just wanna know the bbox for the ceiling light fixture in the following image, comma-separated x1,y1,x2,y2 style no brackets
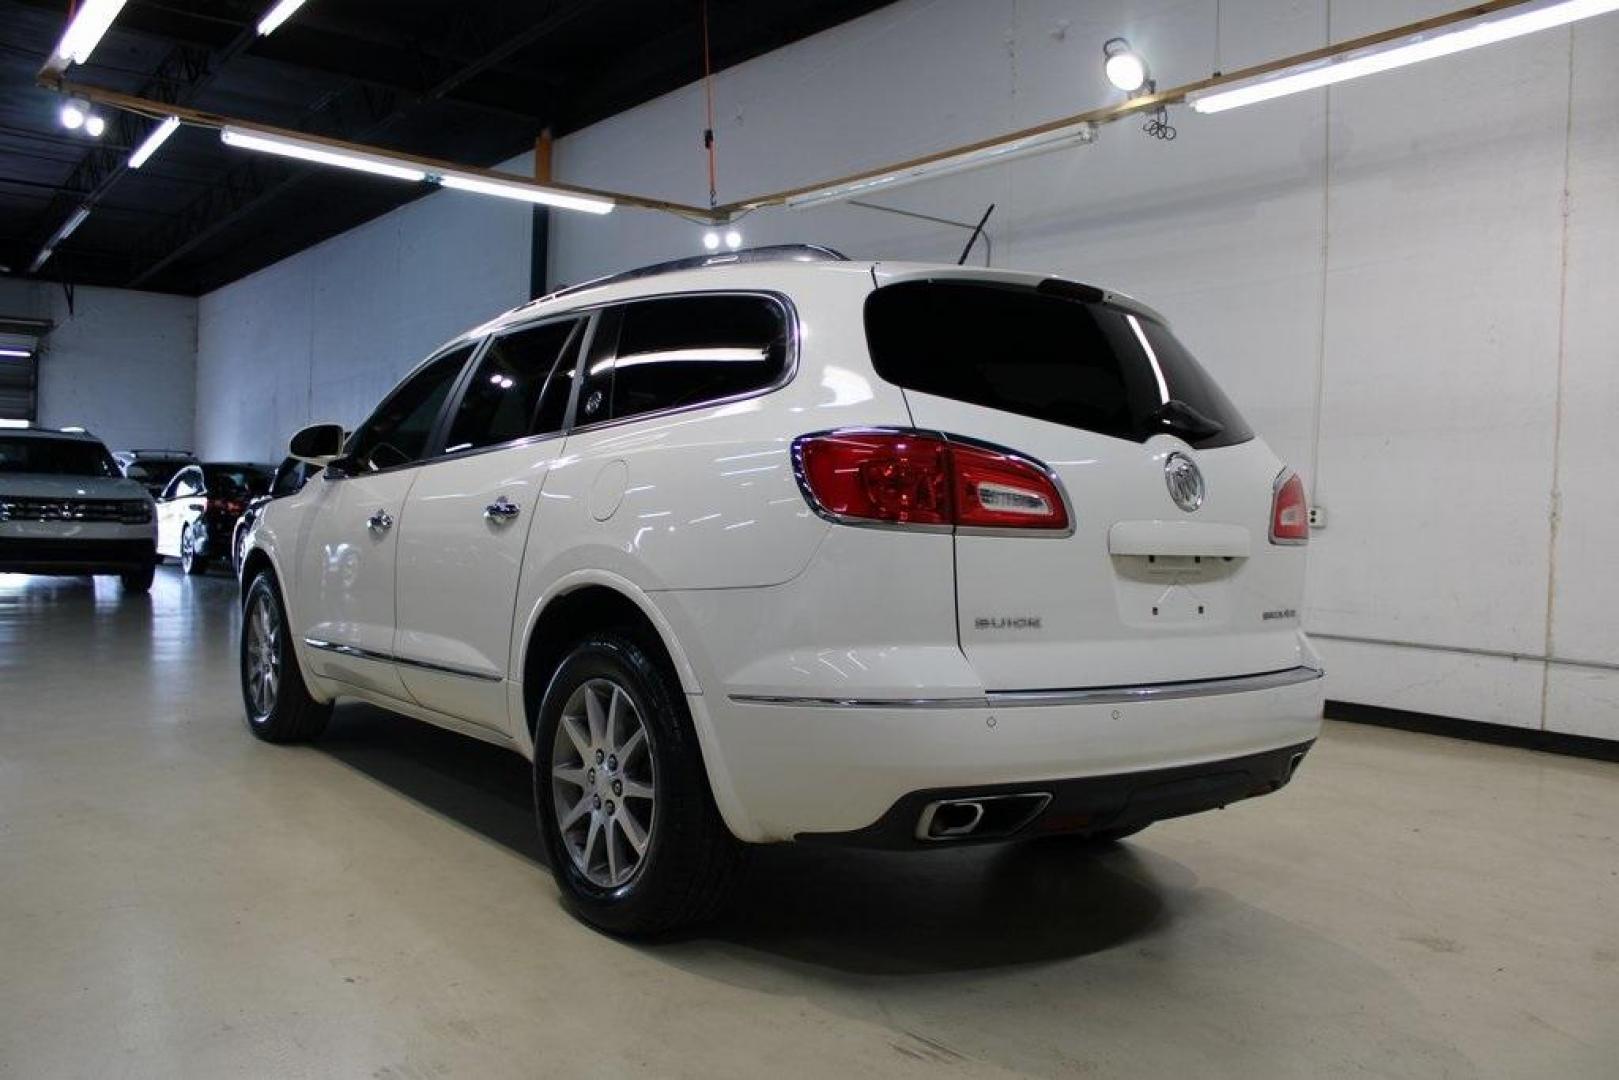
256,0,310,36
702,231,720,251
220,126,428,182
128,116,181,169
52,0,127,66
723,229,742,250
0,419,32,429
435,173,615,214
59,99,87,130
0,348,33,359
1191,0,1619,113
83,114,106,137
785,120,1098,209
1103,38,1151,94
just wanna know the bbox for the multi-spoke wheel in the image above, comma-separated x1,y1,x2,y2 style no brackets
239,572,330,743
180,525,207,576
533,632,743,936
244,589,281,720
550,678,658,889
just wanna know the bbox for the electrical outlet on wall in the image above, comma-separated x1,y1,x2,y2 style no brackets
1308,506,1326,529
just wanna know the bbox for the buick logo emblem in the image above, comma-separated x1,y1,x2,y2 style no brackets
1164,452,1204,512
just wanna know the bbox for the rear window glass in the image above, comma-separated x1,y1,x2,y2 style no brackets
0,436,118,477
577,294,790,426
864,280,1252,449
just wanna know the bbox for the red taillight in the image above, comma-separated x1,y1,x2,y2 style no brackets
1270,470,1309,545
794,431,1068,531
212,499,245,516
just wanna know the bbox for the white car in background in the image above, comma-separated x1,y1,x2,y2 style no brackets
238,246,1324,934
0,428,157,592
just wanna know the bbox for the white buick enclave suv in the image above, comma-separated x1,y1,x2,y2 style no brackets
238,246,1323,934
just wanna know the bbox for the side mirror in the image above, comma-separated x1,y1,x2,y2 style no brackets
288,422,346,466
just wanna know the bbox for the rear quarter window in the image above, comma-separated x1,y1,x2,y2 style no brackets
864,280,1252,449
576,293,791,426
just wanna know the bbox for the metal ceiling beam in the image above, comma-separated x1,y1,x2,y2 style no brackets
25,19,257,281
116,0,606,290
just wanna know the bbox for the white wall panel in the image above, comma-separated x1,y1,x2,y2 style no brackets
1315,638,1545,731
195,162,532,463
0,279,196,451
1543,17,1619,737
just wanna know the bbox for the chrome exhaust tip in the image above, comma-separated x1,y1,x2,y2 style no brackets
916,792,1051,841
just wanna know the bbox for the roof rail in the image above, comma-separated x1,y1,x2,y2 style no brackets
533,244,848,306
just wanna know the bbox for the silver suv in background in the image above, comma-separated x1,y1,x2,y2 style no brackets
1,429,157,592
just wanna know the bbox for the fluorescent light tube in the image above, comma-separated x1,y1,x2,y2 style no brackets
128,116,180,169
220,127,428,182
1191,0,1619,113
0,419,32,429
53,0,127,65
0,348,33,359
435,173,615,214
28,247,55,273
58,207,91,241
785,121,1098,209
257,0,309,36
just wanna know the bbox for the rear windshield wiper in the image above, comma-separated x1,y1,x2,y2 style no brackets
1145,398,1224,442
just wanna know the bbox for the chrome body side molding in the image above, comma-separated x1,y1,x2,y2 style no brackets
303,637,503,683
730,664,1323,710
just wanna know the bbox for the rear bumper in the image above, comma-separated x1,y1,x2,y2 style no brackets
691,666,1325,843
800,740,1313,848
0,536,157,574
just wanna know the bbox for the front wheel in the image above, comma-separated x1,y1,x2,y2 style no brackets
180,525,208,576
118,561,155,593
240,573,330,743
533,633,741,936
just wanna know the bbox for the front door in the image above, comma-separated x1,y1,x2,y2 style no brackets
295,344,473,700
157,467,202,557
393,317,584,732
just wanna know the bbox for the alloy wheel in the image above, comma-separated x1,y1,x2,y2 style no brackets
180,527,195,574
550,677,658,889
245,591,281,720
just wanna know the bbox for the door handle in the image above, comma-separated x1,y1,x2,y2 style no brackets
367,509,394,533
188,503,205,511
484,496,521,522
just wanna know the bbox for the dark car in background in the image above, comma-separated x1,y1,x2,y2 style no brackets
155,462,273,575
231,456,321,577
114,449,198,499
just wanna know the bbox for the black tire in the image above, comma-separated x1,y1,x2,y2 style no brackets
180,525,208,575
240,572,330,743
118,562,155,593
532,633,742,936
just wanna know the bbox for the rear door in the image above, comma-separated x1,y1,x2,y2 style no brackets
865,271,1308,690
392,316,585,732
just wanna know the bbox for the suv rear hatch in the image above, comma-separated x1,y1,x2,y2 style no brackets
864,269,1308,691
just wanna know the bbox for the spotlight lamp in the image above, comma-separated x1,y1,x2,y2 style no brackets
59,98,87,130
702,230,721,251
1103,37,1151,95
723,229,743,250
84,114,106,138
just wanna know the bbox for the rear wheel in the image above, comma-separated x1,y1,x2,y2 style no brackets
180,525,207,576
533,633,741,936
240,573,329,743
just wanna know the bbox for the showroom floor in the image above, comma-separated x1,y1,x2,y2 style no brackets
0,572,1615,1079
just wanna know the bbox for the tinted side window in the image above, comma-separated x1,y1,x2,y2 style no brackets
443,319,581,453
347,346,472,472
270,458,315,497
577,295,789,426
169,469,201,498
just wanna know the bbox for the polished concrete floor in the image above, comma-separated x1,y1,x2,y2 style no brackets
1,570,1616,1079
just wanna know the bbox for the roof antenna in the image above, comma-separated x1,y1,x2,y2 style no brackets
957,203,995,265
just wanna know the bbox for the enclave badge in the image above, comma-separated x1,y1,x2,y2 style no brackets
1164,452,1204,512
